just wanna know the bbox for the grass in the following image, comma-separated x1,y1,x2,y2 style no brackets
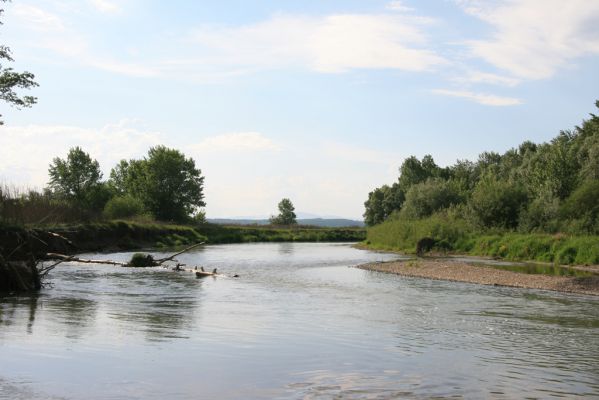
365,215,599,265
0,220,366,259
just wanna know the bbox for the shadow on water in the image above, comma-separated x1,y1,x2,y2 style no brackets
0,294,39,334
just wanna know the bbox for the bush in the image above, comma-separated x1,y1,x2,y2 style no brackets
560,180,599,234
400,178,464,220
128,253,156,268
103,196,145,220
470,177,528,229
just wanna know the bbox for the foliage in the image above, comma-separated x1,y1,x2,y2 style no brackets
469,177,528,229
400,178,464,220
48,147,107,211
559,180,599,233
0,184,94,226
364,100,599,264
109,146,205,222
364,100,599,234
103,195,145,220
128,253,156,268
270,198,297,225
0,0,38,125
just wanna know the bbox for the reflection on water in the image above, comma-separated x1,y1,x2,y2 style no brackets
1,243,598,399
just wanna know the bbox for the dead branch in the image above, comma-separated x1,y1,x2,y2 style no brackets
45,253,128,266
154,242,205,263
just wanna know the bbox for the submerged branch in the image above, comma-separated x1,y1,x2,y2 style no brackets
154,242,205,264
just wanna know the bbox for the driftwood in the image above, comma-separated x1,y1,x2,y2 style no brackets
154,242,206,264
41,242,206,276
45,253,128,266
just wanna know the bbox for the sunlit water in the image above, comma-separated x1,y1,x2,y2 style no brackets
1,243,598,399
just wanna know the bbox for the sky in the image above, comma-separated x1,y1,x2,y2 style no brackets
1,0,598,220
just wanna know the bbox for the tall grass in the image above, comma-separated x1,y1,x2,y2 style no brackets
366,213,599,265
0,184,97,226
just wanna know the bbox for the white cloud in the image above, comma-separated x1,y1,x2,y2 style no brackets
89,0,121,14
454,71,520,87
387,1,414,13
456,0,599,79
12,4,65,32
189,13,445,74
432,89,522,106
0,121,162,187
191,132,281,153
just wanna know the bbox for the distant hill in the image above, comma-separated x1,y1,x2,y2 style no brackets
207,218,365,228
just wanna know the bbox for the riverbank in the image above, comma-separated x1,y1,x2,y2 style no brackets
365,216,599,265
358,258,599,296
0,221,366,259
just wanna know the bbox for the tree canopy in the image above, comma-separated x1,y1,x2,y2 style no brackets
109,146,205,222
0,0,38,125
48,147,107,210
270,198,297,225
364,100,599,235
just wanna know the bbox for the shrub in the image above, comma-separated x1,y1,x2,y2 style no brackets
470,177,528,229
128,253,156,268
400,178,464,220
103,195,145,220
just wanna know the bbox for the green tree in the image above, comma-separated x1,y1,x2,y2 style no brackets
469,177,528,229
560,179,599,233
270,198,297,225
363,187,384,226
48,147,107,210
398,155,443,193
112,146,205,222
0,0,38,125
400,178,463,220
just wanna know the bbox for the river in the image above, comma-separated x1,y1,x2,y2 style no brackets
1,242,598,399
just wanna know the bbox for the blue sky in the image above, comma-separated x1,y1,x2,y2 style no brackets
1,0,598,219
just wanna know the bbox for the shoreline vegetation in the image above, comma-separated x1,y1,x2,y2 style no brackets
0,221,365,292
0,220,367,255
362,100,599,269
358,258,599,296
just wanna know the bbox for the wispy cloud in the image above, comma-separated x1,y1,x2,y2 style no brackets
0,121,162,186
386,1,415,13
431,89,522,106
453,70,520,87
189,13,445,74
89,0,121,14
191,132,281,153
12,4,65,32
456,0,599,79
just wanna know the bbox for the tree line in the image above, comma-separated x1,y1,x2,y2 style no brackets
364,100,599,235
45,146,206,223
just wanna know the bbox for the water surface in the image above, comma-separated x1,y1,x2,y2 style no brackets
1,243,598,399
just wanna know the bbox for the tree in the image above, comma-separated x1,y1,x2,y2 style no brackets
469,177,528,229
270,198,297,225
0,0,38,125
111,146,205,222
48,147,107,210
400,178,463,220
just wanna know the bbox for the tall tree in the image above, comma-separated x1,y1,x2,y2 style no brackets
270,198,297,225
0,0,38,125
114,146,205,222
48,147,107,210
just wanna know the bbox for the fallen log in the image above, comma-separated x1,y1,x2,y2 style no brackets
42,242,206,276
45,253,128,266
154,242,206,264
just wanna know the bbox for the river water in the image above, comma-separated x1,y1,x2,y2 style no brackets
1,243,598,399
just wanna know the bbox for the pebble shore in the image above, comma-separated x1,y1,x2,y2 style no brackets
358,259,599,296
